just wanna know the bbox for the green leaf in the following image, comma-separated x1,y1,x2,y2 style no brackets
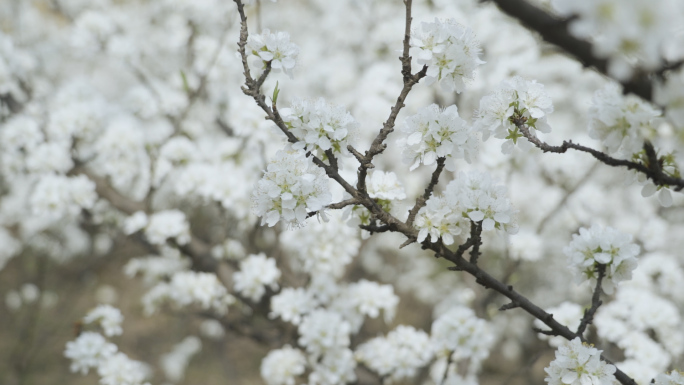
272,81,280,104
180,70,190,95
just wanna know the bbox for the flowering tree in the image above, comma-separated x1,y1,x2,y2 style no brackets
1,0,684,385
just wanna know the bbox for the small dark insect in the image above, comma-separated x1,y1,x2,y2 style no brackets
73,321,83,337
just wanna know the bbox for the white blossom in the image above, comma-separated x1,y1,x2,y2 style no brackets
355,325,433,382
588,83,659,158
144,210,191,245
309,348,357,385
414,170,518,244
544,338,616,385
247,29,299,78
64,332,118,375
281,97,359,158
431,306,493,370
269,287,315,325
160,336,202,383
655,371,684,385
411,19,484,92
83,305,124,337
252,147,332,228
97,352,151,385
260,345,307,385
298,309,351,357
142,271,235,315
398,104,478,171
563,224,640,294
475,76,554,154
233,253,281,302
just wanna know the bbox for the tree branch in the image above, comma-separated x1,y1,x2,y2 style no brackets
576,264,605,336
515,121,684,191
485,0,679,103
406,157,446,227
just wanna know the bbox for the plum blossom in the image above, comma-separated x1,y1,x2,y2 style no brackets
544,338,616,385
414,170,518,244
563,224,640,294
260,346,307,385
281,98,359,158
588,83,659,158
83,305,124,337
475,76,554,154
398,104,478,171
233,253,281,302
411,19,484,92
246,29,299,78
252,147,332,228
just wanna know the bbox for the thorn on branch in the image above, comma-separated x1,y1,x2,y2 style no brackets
499,301,520,311
399,238,415,249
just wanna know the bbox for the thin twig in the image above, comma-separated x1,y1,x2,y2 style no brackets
516,121,684,191
576,264,606,336
406,157,446,227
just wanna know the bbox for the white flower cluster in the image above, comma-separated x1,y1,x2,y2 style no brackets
655,372,684,385
83,304,124,337
415,170,518,245
595,286,682,382
233,253,281,302
431,306,493,371
97,352,152,385
341,280,398,324
65,332,118,375
475,76,554,154
355,325,433,382
0,33,34,119
281,98,359,158
551,0,684,80
410,18,484,93
563,224,640,294
280,213,359,277
260,345,307,385
30,174,97,225
65,328,151,385
656,69,684,129
344,171,406,238
298,309,351,357
246,29,299,78
308,348,357,385
544,338,616,385
123,210,191,246
269,287,315,325
252,147,331,228
397,104,478,171
588,83,659,158
160,336,202,383
142,271,235,315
